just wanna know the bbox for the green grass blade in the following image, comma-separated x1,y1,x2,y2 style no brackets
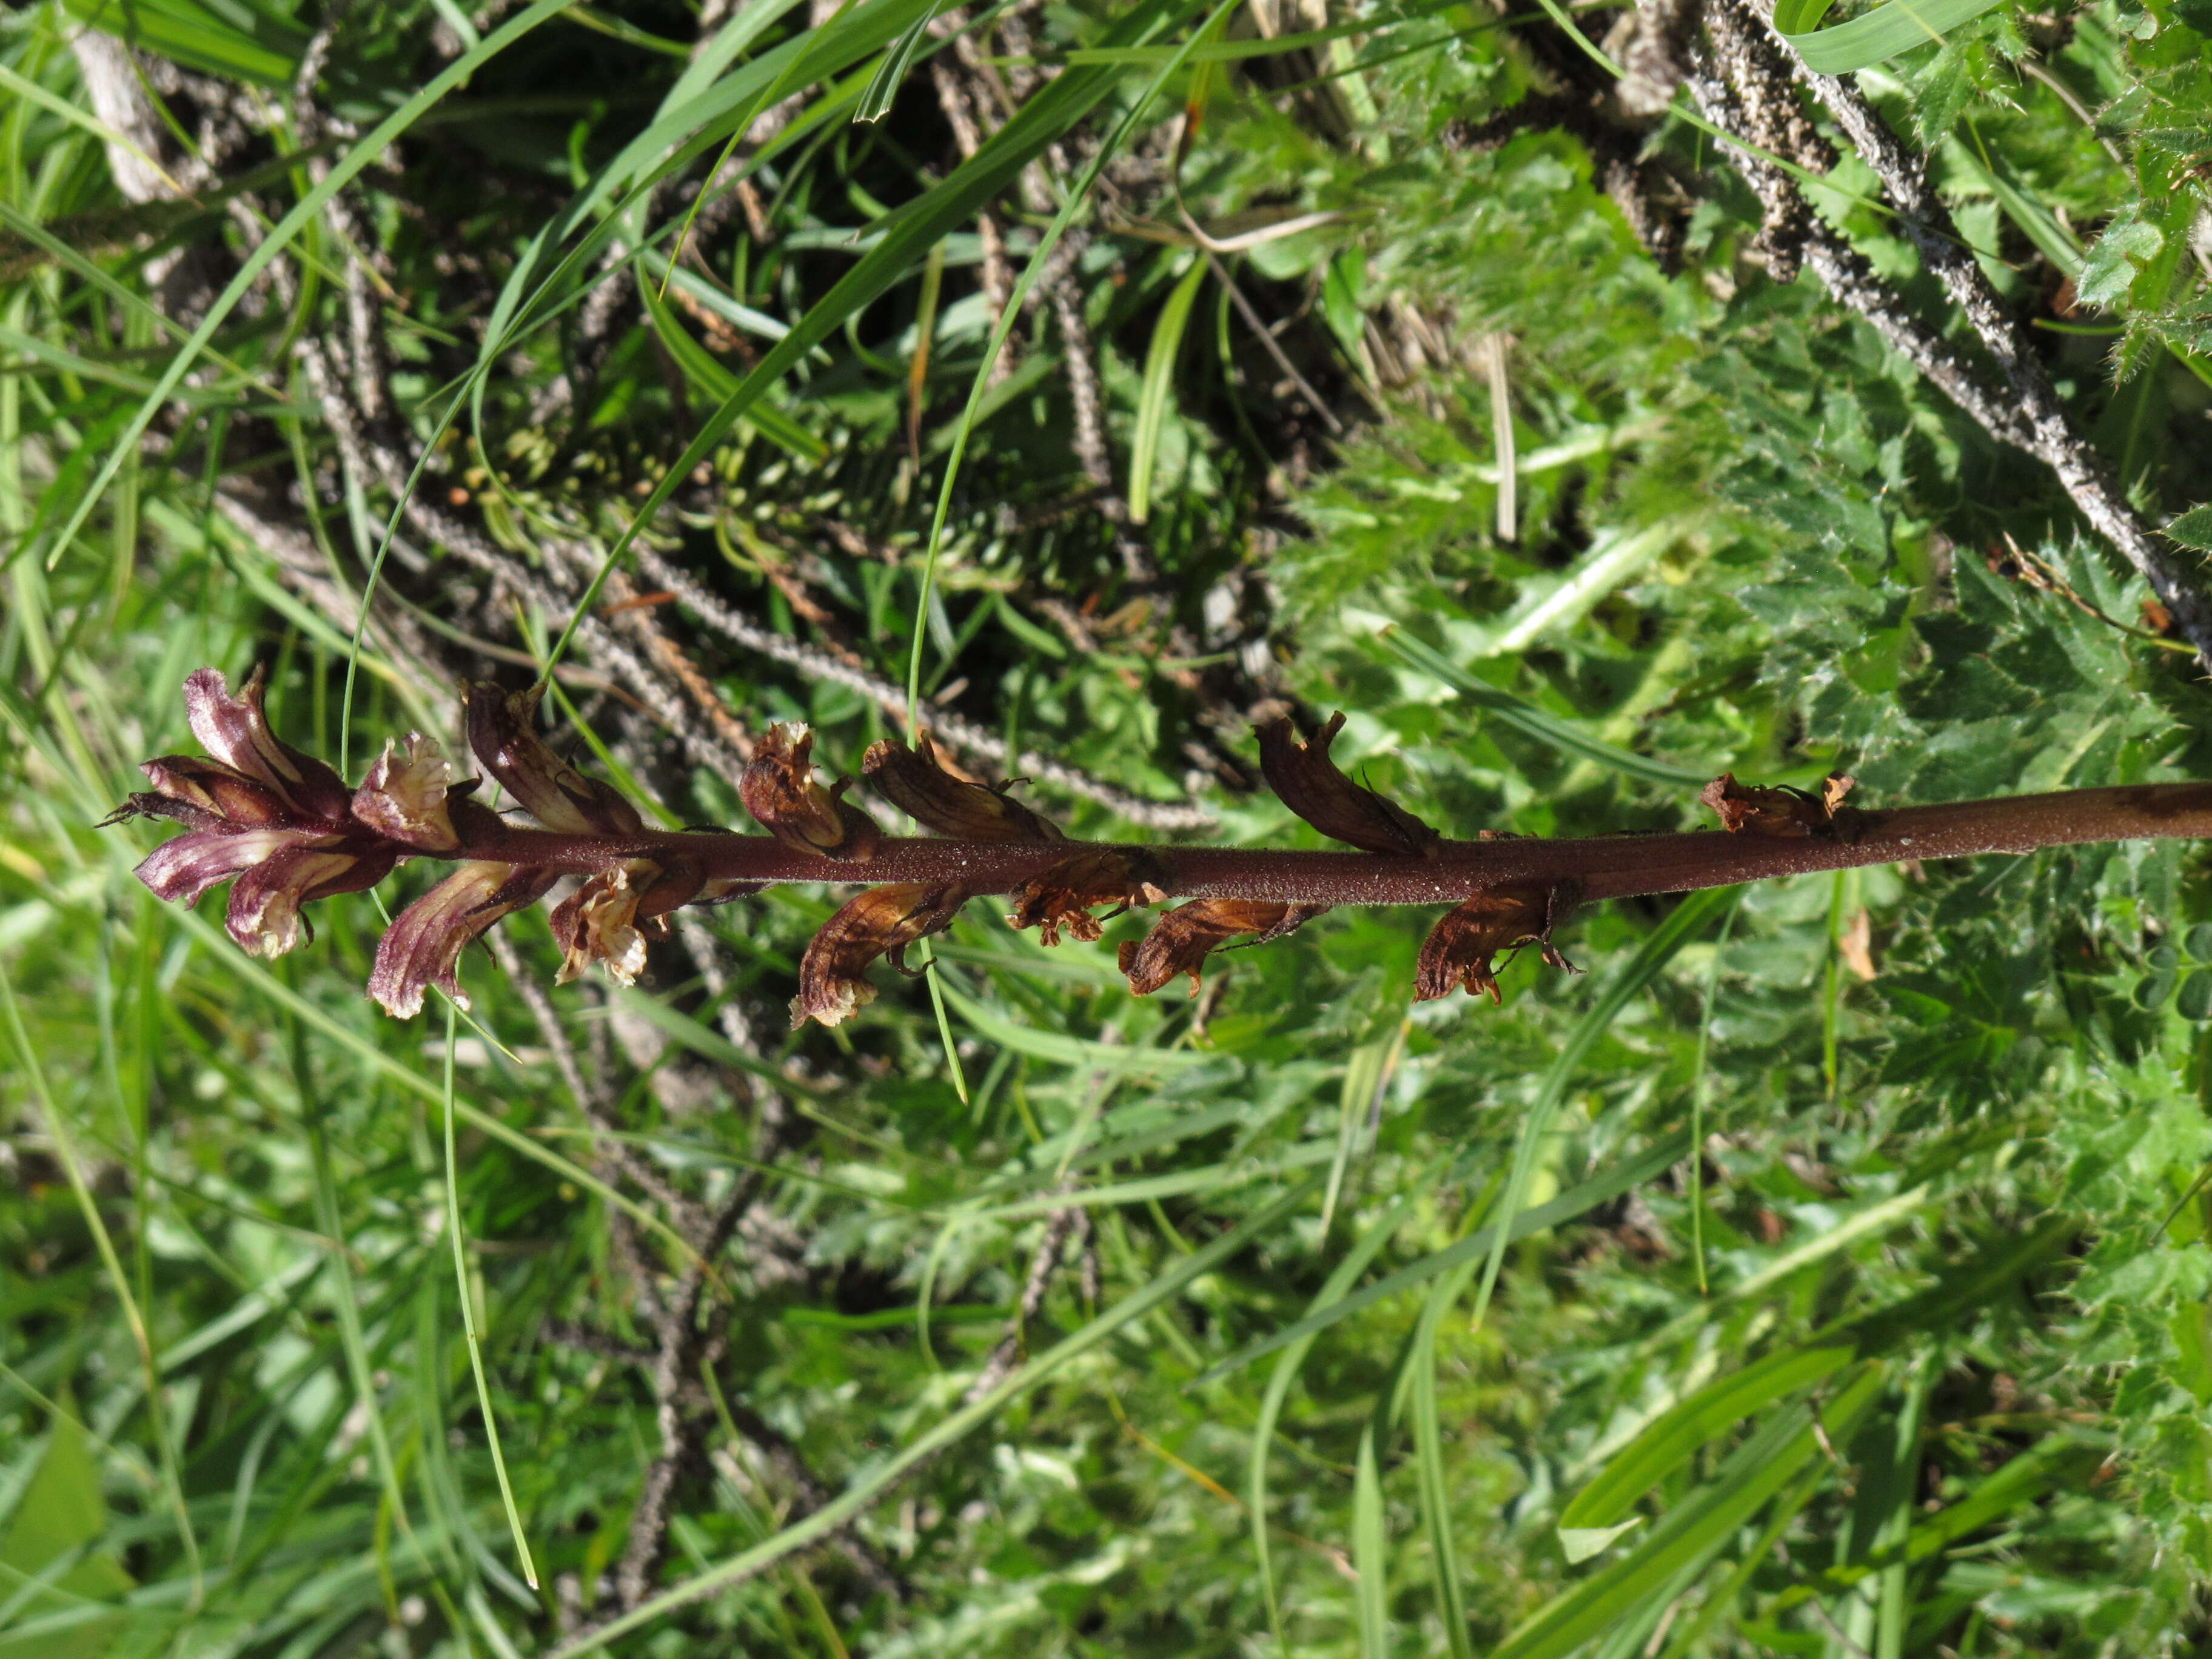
441,999,540,1592
1774,0,2011,73
1468,888,1738,1332
543,1175,1325,1657
33,0,587,575
1128,255,1207,524
1353,1418,1390,1659
1373,628,1714,786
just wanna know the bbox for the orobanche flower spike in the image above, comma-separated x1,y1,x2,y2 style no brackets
109,671,2212,1025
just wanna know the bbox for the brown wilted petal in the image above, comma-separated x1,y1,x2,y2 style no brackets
370,862,560,1018
862,736,1064,843
464,682,643,837
1119,900,1327,996
183,666,355,822
740,725,880,860
1700,771,1857,839
1414,882,1581,1004
792,882,968,1028
352,734,461,851
226,841,400,958
1257,712,1439,857
1007,850,1171,948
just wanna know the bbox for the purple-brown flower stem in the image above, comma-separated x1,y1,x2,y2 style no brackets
463,782,2212,905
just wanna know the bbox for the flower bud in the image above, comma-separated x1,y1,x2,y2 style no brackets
183,665,354,822
1414,882,1580,1004
1257,712,1439,857
370,861,560,1017
740,725,880,860
352,734,462,852
1120,900,1327,996
862,736,1064,843
1007,850,1170,948
463,682,643,837
1700,771,1856,838
793,882,968,1028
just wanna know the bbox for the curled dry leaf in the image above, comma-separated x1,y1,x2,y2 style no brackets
862,735,1064,843
464,681,645,837
1008,850,1170,947
1257,712,1439,857
740,724,880,860
793,882,968,1028
1120,899,1328,996
1415,881,1581,1004
1700,771,1858,838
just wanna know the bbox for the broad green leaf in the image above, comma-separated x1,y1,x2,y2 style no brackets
1774,0,2012,75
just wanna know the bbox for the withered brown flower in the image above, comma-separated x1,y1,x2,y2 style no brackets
1008,850,1170,947
464,681,644,837
1120,900,1327,996
1414,881,1580,1004
1257,712,1439,857
740,725,880,860
104,667,401,957
793,882,968,1027
370,862,561,1017
862,736,1064,843
1700,771,1858,838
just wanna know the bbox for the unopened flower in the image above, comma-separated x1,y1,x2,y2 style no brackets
1008,850,1170,947
1700,771,1857,838
351,734,463,852
104,667,402,957
793,882,967,1027
862,736,1063,842
464,682,643,837
370,861,560,1017
1415,881,1580,1004
740,725,880,860
1120,900,1327,996
1257,712,1439,857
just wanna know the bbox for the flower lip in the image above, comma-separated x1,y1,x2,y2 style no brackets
352,734,462,852
741,724,880,860
1257,712,1440,857
370,860,561,1017
862,736,1064,843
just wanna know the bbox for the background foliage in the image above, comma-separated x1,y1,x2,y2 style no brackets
8,0,2212,1651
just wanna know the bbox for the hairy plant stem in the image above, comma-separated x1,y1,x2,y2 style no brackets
450,782,2212,905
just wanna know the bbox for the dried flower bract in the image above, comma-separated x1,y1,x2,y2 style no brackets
1258,712,1439,857
1700,771,1858,839
464,681,644,837
1415,882,1581,1004
793,882,968,1028
1008,850,1170,947
863,736,1064,843
741,725,880,860
1121,900,1327,996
